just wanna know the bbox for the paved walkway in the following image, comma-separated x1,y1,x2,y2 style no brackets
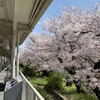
0,68,11,100
0,92,3,100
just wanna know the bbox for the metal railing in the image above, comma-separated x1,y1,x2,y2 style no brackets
19,71,44,100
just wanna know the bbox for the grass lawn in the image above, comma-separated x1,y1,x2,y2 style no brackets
29,76,48,85
29,76,55,100
59,83,98,100
29,76,98,100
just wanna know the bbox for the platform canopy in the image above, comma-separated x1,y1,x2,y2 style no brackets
0,0,52,57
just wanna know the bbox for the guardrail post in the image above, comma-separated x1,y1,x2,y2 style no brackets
26,83,29,100
33,92,36,100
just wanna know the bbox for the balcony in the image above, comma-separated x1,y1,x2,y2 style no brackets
0,68,45,100
20,71,44,100
0,0,52,99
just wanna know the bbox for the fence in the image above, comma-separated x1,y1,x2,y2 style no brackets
19,71,44,100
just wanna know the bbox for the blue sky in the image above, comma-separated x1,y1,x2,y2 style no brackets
32,0,100,34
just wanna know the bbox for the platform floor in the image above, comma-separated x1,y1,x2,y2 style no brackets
0,92,3,100
0,68,11,100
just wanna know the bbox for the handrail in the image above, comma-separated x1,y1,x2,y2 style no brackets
19,71,44,100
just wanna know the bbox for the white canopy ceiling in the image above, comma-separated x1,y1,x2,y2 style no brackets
0,0,52,55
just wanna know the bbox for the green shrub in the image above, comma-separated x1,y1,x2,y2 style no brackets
22,66,38,77
47,72,63,90
19,63,25,68
38,72,43,76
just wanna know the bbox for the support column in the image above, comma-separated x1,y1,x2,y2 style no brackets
0,53,2,71
4,54,6,68
16,32,19,76
11,31,16,78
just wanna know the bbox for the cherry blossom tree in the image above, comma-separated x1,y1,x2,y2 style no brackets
20,4,100,99
42,5,100,99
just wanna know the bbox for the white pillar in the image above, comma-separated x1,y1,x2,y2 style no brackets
16,32,19,76
4,54,6,68
0,53,2,71
11,31,16,78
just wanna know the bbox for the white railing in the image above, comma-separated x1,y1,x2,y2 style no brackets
19,71,45,100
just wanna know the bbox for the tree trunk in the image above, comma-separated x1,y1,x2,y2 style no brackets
74,83,85,93
73,79,85,93
93,87,100,100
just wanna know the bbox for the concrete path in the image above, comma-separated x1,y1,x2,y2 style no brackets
0,92,3,100
0,68,11,100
